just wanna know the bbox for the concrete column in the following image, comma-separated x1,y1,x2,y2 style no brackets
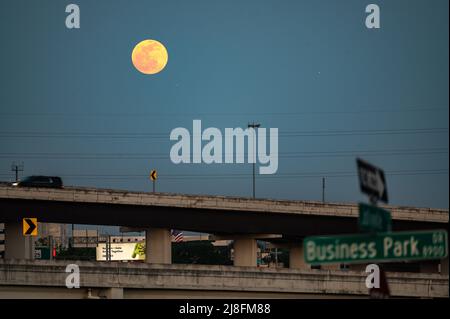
233,239,257,267
289,245,309,269
145,228,171,264
4,222,34,260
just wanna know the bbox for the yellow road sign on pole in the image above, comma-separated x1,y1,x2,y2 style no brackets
150,170,157,181
150,170,157,193
23,218,38,236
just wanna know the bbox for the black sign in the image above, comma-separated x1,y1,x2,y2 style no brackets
357,158,388,203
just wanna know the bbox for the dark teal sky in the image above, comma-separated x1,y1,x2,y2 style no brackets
0,0,448,208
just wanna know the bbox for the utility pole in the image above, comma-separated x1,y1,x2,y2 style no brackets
322,177,325,203
275,247,278,267
49,235,54,260
248,122,260,199
107,234,111,261
11,162,24,182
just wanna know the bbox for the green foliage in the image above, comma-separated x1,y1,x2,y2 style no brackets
172,241,232,265
56,247,96,261
261,248,290,267
278,248,290,267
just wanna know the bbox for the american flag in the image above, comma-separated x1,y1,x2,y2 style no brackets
171,229,184,243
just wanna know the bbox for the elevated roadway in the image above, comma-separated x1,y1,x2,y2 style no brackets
0,185,447,237
0,260,448,299
0,185,448,268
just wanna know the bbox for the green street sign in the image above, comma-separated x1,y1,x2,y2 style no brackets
304,229,448,265
34,247,50,260
359,203,392,232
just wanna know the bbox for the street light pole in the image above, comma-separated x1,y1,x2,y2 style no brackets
11,162,24,182
248,122,260,199
322,177,325,203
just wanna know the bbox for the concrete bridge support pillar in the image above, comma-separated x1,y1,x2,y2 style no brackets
289,245,309,269
4,222,34,260
145,228,171,264
234,238,257,267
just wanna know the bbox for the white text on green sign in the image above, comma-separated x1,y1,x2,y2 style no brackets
304,230,447,264
359,203,392,232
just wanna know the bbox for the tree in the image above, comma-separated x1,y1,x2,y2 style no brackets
172,241,232,265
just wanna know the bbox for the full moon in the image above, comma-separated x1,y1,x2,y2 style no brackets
131,39,168,75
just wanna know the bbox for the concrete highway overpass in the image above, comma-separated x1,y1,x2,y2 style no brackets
0,184,448,299
0,185,448,266
0,185,447,236
0,260,448,299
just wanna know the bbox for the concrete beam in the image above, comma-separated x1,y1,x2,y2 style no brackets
212,234,282,240
103,287,124,299
1,186,447,239
1,185,447,224
145,228,171,264
233,239,257,267
0,260,448,298
119,226,145,233
4,222,34,260
321,264,341,270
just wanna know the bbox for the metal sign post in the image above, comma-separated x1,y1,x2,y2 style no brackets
303,158,449,299
356,158,390,298
150,170,157,193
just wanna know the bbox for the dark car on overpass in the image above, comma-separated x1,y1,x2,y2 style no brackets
12,176,63,188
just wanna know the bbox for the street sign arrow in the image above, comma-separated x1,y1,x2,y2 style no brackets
375,170,385,199
23,218,38,236
150,170,157,181
357,158,388,203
